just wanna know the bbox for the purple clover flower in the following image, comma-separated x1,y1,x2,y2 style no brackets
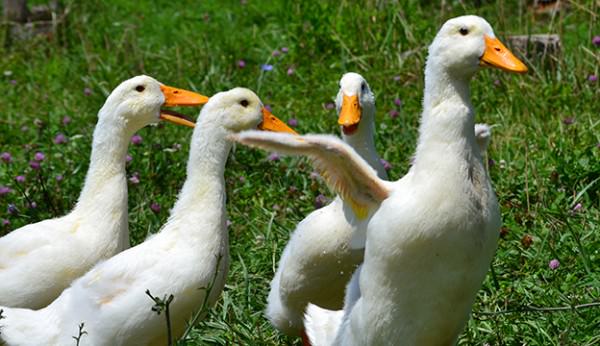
287,118,298,127
267,152,280,161
593,36,600,47
129,172,140,185
264,104,272,112
15,175,25,183
572,203,582,212
287,67,295,75
131,134,143,145
281,47,289,53
1,219,9,227
394,98,402,106
7,204,17,214
389,110,399,119
9,79,17,85
29,201,37,209
30,161,41,170
548,259,560,270
324,102,335,110
62,116,72,125
237,59,246,68
393,75,401,82
562,117,575,125
314,194,329,209
588,75,597,83
150,202,161,213
125,155,133,163
1,152,12,163
272,49,281,57
379,158,392,171
261,64,274,71
0,186,11,196
34,152,45,162
84,87,92,96
53,133,68,144
55,174,64,182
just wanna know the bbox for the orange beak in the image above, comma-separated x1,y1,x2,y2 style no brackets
258,108,298,134
480,35,528,74
159,85,209,128
338,94,361,135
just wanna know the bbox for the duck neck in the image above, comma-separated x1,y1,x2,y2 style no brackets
341,107,387,179
169,120,231,228
413,64,479,171
75,116,131,215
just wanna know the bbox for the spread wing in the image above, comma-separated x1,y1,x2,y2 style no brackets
232,131,391,218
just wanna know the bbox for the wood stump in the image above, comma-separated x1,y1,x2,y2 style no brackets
508,34,561,70
2,0,65,45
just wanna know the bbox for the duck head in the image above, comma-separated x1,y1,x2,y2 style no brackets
198,87,297,134
99,75,208,132
428,15,527,79
336,72,376,136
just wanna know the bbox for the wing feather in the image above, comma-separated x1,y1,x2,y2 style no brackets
232,131,390,218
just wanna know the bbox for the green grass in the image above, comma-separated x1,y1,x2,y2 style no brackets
1,0,599,344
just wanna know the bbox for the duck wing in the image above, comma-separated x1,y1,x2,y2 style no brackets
232,131,391,220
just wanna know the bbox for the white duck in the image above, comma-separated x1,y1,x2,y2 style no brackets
0,87,297,346
266,72,387,339
234,15,527,345
0,75,207,310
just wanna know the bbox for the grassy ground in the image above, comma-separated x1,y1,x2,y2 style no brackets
0,0,599,345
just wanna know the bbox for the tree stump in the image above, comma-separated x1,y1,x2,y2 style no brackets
2,0,65,45
3,0,29,22
507,34,561,70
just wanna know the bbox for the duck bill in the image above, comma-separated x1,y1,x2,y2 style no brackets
258,108,298,134
160,85,209,107
480,35,528,74
338,94,361,135
159,85,209,128
160,110,196,128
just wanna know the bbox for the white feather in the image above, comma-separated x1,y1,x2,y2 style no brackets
0,75,171,310
0,88,270,345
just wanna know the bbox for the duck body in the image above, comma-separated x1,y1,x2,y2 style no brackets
0,195,127,310
267,73,387,335
1,224,229,346
0,75,207,309
0,87,294,345
268,196,364,333
337,104,500,345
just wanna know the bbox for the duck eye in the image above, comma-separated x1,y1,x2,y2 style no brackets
240,99,249,107
361,82,367,92
459,27,469,36
135,85,145,92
